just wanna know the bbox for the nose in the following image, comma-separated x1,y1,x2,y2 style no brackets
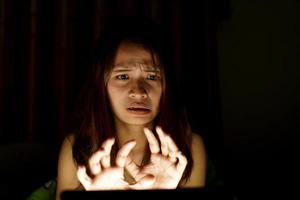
129,80,147,99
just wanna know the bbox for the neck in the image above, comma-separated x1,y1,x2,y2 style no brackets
115,121,152,157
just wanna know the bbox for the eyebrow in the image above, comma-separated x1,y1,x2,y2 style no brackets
112,68,132,73
113,64,160,72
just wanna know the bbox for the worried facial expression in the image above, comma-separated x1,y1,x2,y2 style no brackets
107,41,163,126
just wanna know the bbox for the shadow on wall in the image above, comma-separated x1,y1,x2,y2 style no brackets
0,143,59,199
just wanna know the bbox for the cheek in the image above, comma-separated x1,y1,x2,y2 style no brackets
150,86,162,105
108,87,123,99
107,84,121,105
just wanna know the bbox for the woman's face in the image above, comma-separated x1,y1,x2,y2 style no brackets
107,41,163,127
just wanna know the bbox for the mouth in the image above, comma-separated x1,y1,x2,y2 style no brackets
126,106,151,115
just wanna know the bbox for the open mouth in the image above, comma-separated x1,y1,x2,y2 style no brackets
127,107,151,114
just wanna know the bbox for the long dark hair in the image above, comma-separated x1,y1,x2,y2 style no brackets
68,16,193,184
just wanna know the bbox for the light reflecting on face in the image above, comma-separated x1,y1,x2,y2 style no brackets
107,41,163,126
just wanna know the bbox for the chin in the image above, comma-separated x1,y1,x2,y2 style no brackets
125,118,153,126
121,114,155,126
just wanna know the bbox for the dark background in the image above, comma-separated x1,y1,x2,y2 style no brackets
0,0,299,199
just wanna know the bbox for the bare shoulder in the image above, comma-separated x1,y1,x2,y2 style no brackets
65,133,75,146
56,134,79,200
182,132,207,188
191,133,206,151
58,134,75,162
191,133,206,168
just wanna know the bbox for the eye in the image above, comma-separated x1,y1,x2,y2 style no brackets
147,74,161,81
116,74,129,80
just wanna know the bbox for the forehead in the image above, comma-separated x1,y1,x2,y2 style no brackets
114,41,159,68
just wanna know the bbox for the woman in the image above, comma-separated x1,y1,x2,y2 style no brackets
56,17,206,200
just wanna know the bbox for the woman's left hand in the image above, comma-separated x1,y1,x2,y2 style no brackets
126,127,187,189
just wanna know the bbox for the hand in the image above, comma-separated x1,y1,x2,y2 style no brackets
126,127,188,189
77,138,135,190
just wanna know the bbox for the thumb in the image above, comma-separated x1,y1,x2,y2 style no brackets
130,174,155,190
125,157,140,178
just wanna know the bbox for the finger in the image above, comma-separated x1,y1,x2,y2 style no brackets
116,141,136,167
101,138,115,168
169,157,177,163
101,138,115,154
77,166,92,190
165,135,179,162
175,151,188,174
165,134,179,153
125,157,140,178
129,174,155,190
150,153,161,163
101,155,110,169
127,166,150,183
165,134,180,162
89,148,105,175
144,128,160,154
156,126,168,156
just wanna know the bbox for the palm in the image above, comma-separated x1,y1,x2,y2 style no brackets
142,154,182,188
77,138,135,191
126,127,187,190
87,167,128,190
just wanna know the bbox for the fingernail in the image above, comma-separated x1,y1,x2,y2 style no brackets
127,140,136,146
130,140,136,145
143,128,151,134
156,126,163,132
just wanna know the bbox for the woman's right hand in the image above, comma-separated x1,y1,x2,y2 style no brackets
76,138,135,190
